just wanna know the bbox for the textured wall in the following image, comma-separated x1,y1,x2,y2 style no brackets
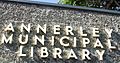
0,1,120,63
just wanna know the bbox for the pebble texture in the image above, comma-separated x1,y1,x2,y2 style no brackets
0,1,120,63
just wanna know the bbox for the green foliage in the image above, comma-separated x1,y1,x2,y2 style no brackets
59,0,101,7
59,0,74,5
59,0,120,10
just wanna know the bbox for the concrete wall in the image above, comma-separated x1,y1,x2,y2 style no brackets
0,1,120,63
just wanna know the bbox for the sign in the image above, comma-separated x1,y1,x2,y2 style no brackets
0,1,120,63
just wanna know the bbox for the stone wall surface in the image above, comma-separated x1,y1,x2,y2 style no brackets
0,1,120,63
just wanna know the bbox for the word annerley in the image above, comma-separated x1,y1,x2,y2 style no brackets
2,23,116,60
